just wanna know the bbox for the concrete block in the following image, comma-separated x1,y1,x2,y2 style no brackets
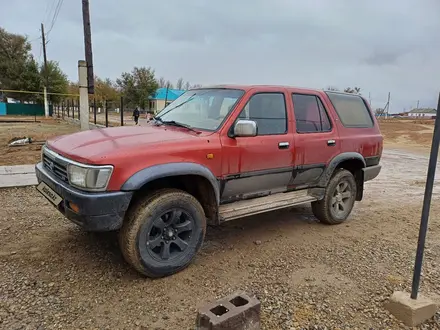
385,291,438,326
196,291,260,330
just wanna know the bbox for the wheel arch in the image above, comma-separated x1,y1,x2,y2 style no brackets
121,163,220,223
318,152,366,201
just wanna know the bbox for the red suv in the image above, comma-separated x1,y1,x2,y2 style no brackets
36,85,383,277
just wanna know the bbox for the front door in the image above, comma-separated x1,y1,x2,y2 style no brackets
220,91,295,203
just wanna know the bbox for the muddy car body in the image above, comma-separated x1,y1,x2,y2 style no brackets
36,85,383,277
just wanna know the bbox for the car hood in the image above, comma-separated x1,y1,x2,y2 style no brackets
46,125,212,164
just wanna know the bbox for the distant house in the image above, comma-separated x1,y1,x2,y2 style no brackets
407,108,436,118
148,88,185,114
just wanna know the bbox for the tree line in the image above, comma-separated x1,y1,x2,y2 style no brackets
326,86,361,94
0,27,201,108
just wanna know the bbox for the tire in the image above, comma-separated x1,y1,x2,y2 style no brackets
311,169,357,225
119,189,206,278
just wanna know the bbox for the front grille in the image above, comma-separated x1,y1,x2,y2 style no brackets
43,151,69,182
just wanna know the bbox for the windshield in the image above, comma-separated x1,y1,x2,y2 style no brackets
155,88,245,131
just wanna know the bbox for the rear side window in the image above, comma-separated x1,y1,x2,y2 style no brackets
292,94,332,133
326,92,374,128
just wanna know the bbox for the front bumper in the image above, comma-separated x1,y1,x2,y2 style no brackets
363,164,381,182
35,162,133,231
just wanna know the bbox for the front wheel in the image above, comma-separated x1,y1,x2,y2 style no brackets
119,189,206,278
312,169,357,225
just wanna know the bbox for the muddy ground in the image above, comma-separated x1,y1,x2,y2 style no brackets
1,119,440,329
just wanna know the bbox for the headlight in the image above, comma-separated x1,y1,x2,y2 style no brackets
67,164,113,191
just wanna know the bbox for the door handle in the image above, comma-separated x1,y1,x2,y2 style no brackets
327,139,336,146
278,142,290,149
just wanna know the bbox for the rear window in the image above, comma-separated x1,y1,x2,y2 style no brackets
326,92,374,128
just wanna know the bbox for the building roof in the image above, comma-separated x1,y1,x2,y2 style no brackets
151,88,185,101
408,108,436,114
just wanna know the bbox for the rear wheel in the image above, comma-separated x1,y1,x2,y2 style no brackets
312,169,357,225
119,189,206,278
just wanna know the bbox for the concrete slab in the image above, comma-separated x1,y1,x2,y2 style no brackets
0,165,37,188
0,173,38,188
0,165,35,175
385,291,438,326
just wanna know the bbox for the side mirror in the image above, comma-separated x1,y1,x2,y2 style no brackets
234,120,257,137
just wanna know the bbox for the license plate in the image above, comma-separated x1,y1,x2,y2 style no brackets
37,182,63,206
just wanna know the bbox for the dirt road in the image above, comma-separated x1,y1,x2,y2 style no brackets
1,146,440,329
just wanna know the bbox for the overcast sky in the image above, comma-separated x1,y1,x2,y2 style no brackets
1,0,440,112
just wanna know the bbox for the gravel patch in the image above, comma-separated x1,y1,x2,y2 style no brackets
1,148,440,329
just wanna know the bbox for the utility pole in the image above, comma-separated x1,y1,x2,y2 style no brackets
386,92,391,119
82,0,94,94
41,23,49,118
78,61,90,130
164,83,170,110
411,93,440,299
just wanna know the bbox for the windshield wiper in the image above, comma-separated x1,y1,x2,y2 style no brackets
153,116,163,125
156,119,200,133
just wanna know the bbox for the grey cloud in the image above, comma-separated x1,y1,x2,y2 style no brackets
1,0,440,112
363,50,406,66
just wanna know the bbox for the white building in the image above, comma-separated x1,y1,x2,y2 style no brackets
407,108,436,118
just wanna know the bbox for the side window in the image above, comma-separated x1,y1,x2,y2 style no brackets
326,92,374,128
317,98,332,131
292,94,332,133
237,93,287,135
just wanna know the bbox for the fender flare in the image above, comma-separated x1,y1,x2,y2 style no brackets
121,162,220,205
318,152,366,187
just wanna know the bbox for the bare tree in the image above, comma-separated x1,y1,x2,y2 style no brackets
375,108,385,116
326,86,339,91
344,87,361,94
165,80,174,89
184,81,191,90
176,78,184,90
158,77,166,88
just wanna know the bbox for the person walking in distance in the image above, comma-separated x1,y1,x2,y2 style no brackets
133,107,140,125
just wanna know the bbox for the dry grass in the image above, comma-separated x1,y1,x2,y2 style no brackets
0,119,80,166
378,119,434,150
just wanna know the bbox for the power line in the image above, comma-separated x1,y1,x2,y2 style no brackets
46,0,64,37
48,0,62,30
27,35,42,43
0,89,79,96
44,0,57,25
38,41,43,64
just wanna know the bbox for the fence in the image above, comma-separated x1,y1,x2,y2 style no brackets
0,102,53,116
53,96,141,127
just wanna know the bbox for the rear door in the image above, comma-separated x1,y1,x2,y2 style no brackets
289,92,341,187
